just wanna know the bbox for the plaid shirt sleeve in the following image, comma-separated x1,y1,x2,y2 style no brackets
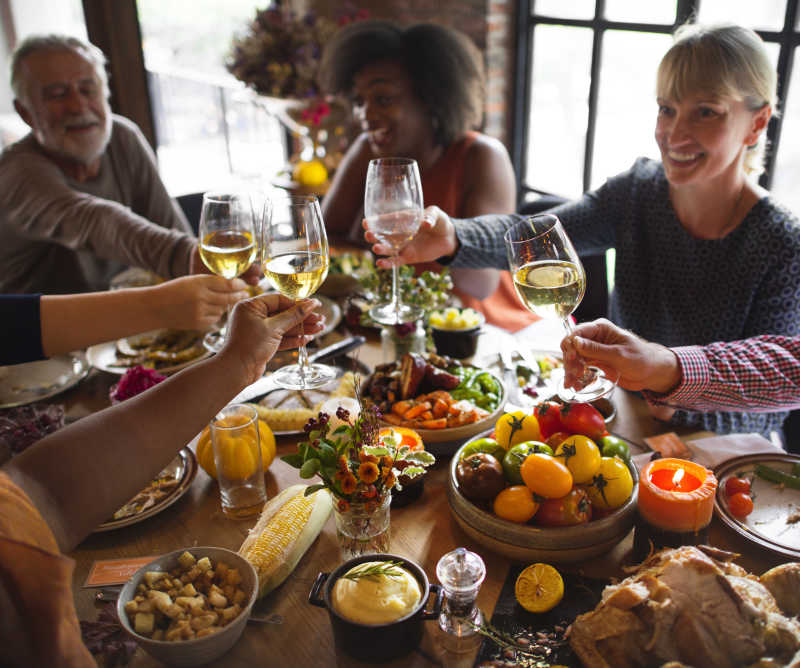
644,335,800,412
449,214,522,270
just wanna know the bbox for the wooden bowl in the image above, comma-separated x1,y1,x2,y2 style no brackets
447,436,638,563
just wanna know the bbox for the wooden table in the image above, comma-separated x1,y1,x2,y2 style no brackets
65,323,790,667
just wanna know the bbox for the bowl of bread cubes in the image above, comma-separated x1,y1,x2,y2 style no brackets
117,546,258,666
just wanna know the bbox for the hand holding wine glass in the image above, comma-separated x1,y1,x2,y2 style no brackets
504,214,615,402
364,157,425,325
261,193,336,389
198,192,257,352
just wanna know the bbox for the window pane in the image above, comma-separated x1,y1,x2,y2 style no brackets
138,1,286,195
591,31,671,190
604,0,674,24
525,25,592,197
770,48,800,215
698,0,786,31
533,0,595,21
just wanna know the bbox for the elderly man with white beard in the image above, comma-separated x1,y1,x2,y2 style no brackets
0,35,203,294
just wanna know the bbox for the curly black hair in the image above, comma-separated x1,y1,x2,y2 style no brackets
318,20,484,147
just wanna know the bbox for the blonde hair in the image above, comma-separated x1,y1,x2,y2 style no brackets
657,23,777,175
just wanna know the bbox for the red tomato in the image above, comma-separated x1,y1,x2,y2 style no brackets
535,487,592,527
728,492,754,519
560,403,606,440
534,401,565,439
545,431,572,449
724,476,751,497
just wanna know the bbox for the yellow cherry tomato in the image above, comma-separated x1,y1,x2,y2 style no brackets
586,456,634,510
554,435,601,485
520,452,573,499
493,485,540,523
494,411,541,450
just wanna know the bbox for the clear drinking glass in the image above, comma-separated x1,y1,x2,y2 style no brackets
364,157,425,325
504,213,615,402
261,193,336,389
210,403,266,519
198,191,257,353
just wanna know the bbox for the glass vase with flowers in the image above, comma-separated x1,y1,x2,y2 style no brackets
281,402,434,559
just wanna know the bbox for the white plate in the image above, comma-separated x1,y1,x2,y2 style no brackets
86,330,212,376
0,353,90,408
714,453,800,559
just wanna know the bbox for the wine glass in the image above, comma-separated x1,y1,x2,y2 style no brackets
504,213,615,402
261,193,336,389
364,157,425,325
198,191,257,353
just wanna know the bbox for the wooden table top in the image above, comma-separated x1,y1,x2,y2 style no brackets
65,321,791,667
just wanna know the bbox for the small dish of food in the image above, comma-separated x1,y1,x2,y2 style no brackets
117,547,258,666
87,329,210,375
428,307,485,359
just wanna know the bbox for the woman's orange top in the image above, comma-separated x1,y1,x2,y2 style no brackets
419,131,536,332
0,470,95,667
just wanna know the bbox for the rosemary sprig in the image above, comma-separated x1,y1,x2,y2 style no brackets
464,619,554,667
341,560,405,581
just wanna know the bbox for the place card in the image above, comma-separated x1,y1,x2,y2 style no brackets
84,556,157,587
643,432,691,459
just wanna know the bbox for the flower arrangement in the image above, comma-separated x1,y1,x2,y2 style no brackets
281,403,435,513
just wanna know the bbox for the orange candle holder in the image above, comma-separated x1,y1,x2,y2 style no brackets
633,458,717,559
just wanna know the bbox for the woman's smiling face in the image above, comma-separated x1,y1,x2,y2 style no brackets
654,92,769,187
351,60,435,159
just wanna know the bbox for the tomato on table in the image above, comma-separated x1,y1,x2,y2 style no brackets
535,487,592,527
494,411,541,449
586,456,633,510
560,403,606,441
728,492,754,519
520,452,573,499
598,434,631,464
459,437,506,463
534,401,565,439
724,475,751,497
502,441,553,485
554,435,601,485
493,485,539,523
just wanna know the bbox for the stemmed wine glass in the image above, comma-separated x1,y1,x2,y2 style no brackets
261,193,336,389
504,213,615,402
198,191,257,353
364,157,425,325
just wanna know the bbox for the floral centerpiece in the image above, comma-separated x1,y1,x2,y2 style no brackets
281,401,434,558
226,4,366,182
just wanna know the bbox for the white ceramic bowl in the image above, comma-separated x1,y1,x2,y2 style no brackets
117,546,257,666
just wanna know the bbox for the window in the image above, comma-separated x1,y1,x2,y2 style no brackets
515,0,800,213
136,0,286,195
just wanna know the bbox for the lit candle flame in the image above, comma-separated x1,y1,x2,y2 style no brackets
671,468,685,489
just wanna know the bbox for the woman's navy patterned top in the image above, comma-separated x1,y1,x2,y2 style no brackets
452,158,800,437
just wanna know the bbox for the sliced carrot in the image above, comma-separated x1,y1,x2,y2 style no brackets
432,399,449,418
403,402,432,420
420,410,434,421
392,401,413,417
426,390,453,404
419,418,447,429
382,413,405,426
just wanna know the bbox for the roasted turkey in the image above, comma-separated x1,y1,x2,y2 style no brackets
567,546,800,668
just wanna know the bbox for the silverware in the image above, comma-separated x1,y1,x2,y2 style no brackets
231,335,366,404
498,348,523,408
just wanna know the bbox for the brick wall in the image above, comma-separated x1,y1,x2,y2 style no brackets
304,0,516,147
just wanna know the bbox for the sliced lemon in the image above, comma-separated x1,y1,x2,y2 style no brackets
514,563,564,613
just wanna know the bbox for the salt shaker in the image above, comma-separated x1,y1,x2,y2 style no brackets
436,547,486,652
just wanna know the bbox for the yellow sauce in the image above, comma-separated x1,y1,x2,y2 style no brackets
332,562,422,624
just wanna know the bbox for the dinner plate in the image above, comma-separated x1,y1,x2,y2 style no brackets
94,447,198,532
86,330,213,376
714,453,800,559
0,352,90,408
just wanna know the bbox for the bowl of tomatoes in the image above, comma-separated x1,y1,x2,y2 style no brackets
446,401,638,563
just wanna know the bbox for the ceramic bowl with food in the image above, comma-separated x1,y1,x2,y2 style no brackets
308,553,443,662
117,546,258,666
429,308,485,359
447,435,638,563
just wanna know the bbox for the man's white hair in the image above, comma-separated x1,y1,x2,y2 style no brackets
10,34,108,102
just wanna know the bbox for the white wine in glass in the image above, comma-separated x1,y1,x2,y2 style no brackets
199,192,257,352
505,214,615,402
262,193,336,390
364,157,424,325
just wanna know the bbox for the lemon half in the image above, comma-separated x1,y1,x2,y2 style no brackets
515,563,564,613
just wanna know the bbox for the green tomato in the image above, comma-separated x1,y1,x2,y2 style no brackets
460,437,505,462
502,441,553,485
598,435,631,463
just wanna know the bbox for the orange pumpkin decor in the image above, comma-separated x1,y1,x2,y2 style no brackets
638,458,717,532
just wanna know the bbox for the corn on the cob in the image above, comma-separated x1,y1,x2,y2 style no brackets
239,484,332,598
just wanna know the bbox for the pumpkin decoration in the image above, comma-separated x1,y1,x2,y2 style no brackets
197,416,276,480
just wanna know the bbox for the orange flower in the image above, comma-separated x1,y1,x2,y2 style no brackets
337,498,350,513
358,461,380,484
359,451,378,464
381,455,394,468
334,470,347,482
337,455,349,472
341,473,357,495
384,472,396,489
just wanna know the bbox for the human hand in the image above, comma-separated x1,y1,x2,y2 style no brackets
363,205,458,269
561,318,681,394
149,275,249,331
189,244,262,286
219,295,325,385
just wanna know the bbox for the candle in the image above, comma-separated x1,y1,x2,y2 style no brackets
638,458,717,532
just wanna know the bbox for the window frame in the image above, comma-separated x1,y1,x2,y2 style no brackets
512,0,800,201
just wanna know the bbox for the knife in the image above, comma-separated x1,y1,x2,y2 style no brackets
498,348,523,408
230,335,366,404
